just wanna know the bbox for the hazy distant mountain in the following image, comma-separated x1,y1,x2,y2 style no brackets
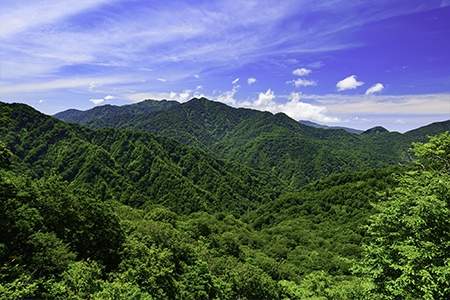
299,120,363,134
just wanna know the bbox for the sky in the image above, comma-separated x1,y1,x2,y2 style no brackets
0,0,449,132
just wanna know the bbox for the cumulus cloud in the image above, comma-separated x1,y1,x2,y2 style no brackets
89,94,115,105
336,75,364,91
239,90,338,123
216,84,239,106
232,78,240,85
292,68,312,76
254,89,275,107
365,83,384,95
90,98,105,105
247,77,257,85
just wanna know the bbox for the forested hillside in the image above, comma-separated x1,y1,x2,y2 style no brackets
0,102,281,214
55,98,450,186
1,101,449,299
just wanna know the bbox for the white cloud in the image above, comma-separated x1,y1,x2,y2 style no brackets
289,78,317,88
216,85,239,106
194,74,200,79
239,89,338,123
89,94,115,105
232,78,240,85
336,75,364,91
157,78,167,82
247,77,257,85
365,83,384,95
292,68,312,76
90,98,105,105
254,89,276,107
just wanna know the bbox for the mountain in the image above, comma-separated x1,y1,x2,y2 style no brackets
54,99,179,127
55,98,450,186
299,120,363,134
404,119,450,139
362,126,390,134
0,101,281,214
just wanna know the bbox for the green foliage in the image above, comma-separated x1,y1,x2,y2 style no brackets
0,101,282,214
1,101,450,299
360,133,450,299
0,142,12,169
28,232,76,277
412,131,450,172
0,274,39,299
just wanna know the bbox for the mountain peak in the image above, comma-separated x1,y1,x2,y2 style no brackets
363,126,389,134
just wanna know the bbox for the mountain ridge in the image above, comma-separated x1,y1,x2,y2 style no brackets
54,97,450,186
0,101,282,214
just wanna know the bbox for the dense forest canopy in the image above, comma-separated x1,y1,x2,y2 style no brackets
1,100,449,299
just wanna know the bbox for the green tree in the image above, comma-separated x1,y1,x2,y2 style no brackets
0,142,12,169
361,133,450,299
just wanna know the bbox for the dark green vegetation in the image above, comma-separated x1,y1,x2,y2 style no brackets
56,97,450,187
1,100,450,299
1,102,280,214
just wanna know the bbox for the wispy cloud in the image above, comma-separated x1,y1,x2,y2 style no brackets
307,93,450,115
0,76,140,94
0,0,111,38
2,0,437,85
289,78,317,88
292,68,312,76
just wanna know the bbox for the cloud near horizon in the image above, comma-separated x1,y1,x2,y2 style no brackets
365,83,384,95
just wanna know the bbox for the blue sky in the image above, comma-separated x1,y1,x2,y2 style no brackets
0,0,449,131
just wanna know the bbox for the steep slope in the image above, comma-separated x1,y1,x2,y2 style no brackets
404,119,450,140
54,98,450,186
0,102,281,214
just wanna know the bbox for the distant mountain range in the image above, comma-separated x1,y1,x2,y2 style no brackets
54,98,450,187
299,120,364,134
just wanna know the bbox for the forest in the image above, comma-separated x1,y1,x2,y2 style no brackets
1,100,449,299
